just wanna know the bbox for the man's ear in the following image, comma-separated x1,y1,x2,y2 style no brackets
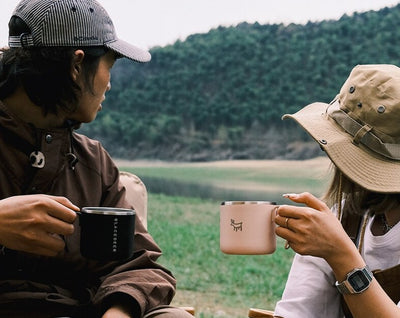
71,49,85,81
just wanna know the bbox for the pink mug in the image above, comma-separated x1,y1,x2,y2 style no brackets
220,201,277,255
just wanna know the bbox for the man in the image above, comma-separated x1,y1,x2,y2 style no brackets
0,0,192,317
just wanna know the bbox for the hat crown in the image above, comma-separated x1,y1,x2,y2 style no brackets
282,64,400,193
12,0,116,47
339,64,400,142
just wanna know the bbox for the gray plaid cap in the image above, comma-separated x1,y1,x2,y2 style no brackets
8,0,151,63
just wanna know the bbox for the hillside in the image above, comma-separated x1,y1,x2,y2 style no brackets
79,4,400,161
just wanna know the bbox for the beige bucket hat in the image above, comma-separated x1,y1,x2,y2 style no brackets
283,64,400,193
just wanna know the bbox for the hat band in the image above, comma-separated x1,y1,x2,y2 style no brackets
328,100,400,160
9,34,34,47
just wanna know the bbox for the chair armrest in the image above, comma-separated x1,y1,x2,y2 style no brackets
248,308,275,318
180,306,195,316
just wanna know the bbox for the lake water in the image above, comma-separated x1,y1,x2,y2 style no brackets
140,176,286,204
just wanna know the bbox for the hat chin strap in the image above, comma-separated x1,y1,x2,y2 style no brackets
328,100,400,160
337,171,343,221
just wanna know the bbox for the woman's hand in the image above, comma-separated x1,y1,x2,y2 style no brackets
0,194,79,256
275,192,356,264
276,193,400,318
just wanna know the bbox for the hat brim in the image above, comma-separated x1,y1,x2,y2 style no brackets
105,39,151,63
283,102,400,193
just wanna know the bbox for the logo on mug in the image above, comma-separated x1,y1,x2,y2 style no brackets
230,219,243,232
113,217,118,252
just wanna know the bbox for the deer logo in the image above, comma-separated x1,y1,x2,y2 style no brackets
230,219,243,232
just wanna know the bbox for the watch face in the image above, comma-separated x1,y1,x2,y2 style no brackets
348,270,370,292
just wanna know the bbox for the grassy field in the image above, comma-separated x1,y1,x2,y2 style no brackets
117,158,331,317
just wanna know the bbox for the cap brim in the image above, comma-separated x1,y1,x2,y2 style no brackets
283,102,400,193
105,39,151,63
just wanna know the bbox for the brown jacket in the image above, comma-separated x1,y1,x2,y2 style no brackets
0,101,176,317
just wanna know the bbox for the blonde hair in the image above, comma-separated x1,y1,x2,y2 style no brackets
322,164,400,216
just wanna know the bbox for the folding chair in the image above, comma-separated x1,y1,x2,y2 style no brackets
119,171,195,316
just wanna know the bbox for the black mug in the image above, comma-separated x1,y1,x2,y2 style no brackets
79,207,136,260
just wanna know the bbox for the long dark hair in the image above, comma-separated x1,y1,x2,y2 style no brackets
0,16,108,115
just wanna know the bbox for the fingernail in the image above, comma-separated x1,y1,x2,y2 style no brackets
282,193,298,199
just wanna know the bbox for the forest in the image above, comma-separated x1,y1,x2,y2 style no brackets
79,4,400,161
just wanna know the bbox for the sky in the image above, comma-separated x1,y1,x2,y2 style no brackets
1,0,399,50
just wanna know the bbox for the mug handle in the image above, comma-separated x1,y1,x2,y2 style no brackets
271,205,279,222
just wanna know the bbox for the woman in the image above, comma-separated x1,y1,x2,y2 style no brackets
0,0,192,317
274,64,400,318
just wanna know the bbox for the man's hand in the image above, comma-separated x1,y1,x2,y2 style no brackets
0,194,79,256
102,306,132,318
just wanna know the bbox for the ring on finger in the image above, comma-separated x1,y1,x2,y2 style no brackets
285,217,289,229
285,240,290,249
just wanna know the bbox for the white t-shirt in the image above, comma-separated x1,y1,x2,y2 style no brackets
274,214,400,318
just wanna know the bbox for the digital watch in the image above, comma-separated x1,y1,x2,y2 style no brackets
335,266,373,294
